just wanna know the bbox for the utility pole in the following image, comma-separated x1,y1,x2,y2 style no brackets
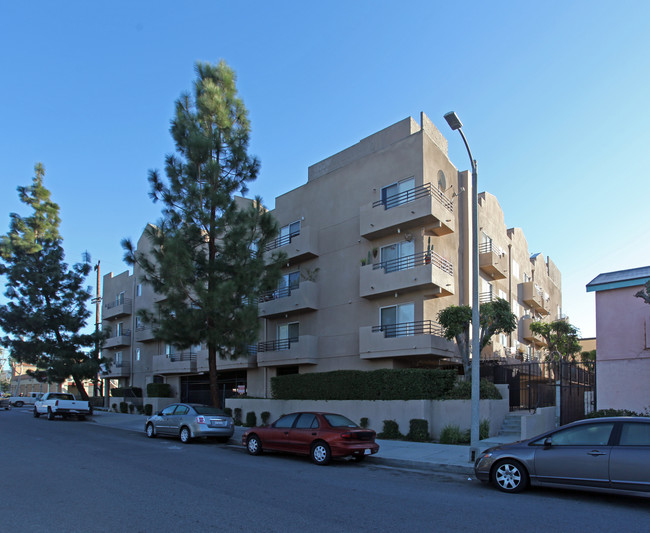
91,260,102,397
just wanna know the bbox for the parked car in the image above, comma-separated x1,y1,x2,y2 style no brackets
145,403,234,443
475,416,650,496
242,412,380,465
1,396,11,410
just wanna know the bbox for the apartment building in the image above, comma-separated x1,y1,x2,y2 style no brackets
101,113,562,403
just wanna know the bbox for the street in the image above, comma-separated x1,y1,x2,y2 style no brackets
1,408,649,532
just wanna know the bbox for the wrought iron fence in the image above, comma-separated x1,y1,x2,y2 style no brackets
371,319,445,338
257,337,299,352
372,250,453,276
264,230,300,252
372,183,453,212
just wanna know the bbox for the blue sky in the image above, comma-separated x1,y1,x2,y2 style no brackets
2,1,650,339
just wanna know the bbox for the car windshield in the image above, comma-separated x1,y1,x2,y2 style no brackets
323,414,358,428
193,406,228,416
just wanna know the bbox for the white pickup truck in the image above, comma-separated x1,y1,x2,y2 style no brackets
33,392,92,420
9,392,42,407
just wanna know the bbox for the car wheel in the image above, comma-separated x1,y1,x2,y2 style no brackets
15,401,24,407
47,408,55,421
351,452,367,462
492,459,528,493
247,435,262,455
146,423,156,438
33,408,40,418
179,426,192,444
311,441,331,466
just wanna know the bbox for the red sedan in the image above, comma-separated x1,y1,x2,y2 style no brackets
242,412,380,465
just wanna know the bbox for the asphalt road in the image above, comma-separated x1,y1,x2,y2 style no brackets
1,407,649,532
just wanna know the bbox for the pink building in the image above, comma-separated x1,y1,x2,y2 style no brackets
587,266,650,413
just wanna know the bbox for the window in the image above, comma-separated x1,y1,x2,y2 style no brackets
278,322,299,343
161,404,177,416
380,240,414,272
114,352,122,366
499,289,507,300
165,344,176,357
135,316,142,329
274,413,299,428
437,170,447,191
116,322,124,336
533,422,615,446
280,221,301,241
277,271,300,296
381,177,415,208
295,413,319,429
380,303,414,337
523,272,532,283
136,348,141,361
116,291,125,306
512,260,520,279
174,405,189,416
136,284,142,297
619,423,650,446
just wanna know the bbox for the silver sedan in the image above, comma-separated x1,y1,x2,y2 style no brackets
145,403,234,443
475,416,650,497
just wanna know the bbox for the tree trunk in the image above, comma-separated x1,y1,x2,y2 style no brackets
208,343,220,409
73,375,89,401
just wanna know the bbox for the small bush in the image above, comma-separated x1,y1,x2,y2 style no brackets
224,407,233,417
146,383,172,398
439,424,466,444
445,379,502,400
136,405,144,415
480,419,490,440
586,408,641,418
406,419,430,442
119,402,128,414
245,411,257,427
128,404,135,414
144,404,153,416
233,408,242,426
359,417,369,429
111,403,117,412
261,411,271,426
378,420,403,440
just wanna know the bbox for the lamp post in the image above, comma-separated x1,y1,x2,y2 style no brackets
444,111,480,461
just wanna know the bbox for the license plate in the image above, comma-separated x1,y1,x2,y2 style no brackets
211,419,226,427
364,449,372,455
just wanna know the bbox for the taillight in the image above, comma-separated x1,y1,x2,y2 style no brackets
196,416,206,424
340,432,352,439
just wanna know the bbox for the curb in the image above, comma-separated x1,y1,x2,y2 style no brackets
367,456,474,476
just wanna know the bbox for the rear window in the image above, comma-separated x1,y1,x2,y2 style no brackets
193,406,228,416
619,423,650,446
323,414,358,428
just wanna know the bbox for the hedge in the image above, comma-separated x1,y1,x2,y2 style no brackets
110,387,143,398
443,379,502,400
146,383,172,398
271,369,457,400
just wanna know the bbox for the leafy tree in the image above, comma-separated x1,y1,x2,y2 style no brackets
438,298,517,380
529,319,581,362
581,349,596,363
0,164,105,401
123,61,284,408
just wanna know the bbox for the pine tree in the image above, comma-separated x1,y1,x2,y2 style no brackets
123,61,284,408
0,164,104,400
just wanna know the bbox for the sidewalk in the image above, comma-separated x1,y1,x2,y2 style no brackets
89,410,520,476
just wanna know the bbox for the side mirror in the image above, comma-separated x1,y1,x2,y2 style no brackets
156,411,163,416
544,437,552,449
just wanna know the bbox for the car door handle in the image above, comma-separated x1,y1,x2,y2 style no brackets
587,450,607,456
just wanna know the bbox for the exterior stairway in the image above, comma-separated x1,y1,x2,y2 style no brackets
497,411,526,440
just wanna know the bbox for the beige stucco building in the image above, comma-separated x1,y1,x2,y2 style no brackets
101,113,562,404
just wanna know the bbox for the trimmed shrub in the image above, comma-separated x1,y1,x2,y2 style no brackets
271,369,457,400
119,402,128,414
144,404,153,416
378,420,403,440
586,408,640,418
406,419,430,442
136,405,144,415
111,387,143,398
245,411,257,427
261,411,271,426
128,404,135,414
146,383,172,398
444,379,502,400
111,403,118,412
224,407,233,417
480,419,490,440
439,424,465,444
233,408,242,426
359,417,369,429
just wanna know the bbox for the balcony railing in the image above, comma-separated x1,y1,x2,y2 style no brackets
167,352,197,362
257,337,299,352
373,251,453,276
479,291,494,303
371,320,444,338
264,230,300,252
372,183,453,212
258,285,296,303
106,298,132,310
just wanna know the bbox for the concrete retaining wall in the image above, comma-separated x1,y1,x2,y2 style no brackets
520,406,556,439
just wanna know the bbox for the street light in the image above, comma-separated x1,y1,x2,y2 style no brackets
444,111,480,461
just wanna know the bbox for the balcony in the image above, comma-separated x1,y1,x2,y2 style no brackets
264,226,318,265
520,282,549,315
256,335,318,367
104,298,132,319
258,281,318,318
360,251,454,299
479,291,495,304
360,184,454,240
195,348,257,372
103,330,132,349
134,326,156,343
101,360,130,378
479,242,507,280
152,352,197,374
521,317,546,347
359,320,457,360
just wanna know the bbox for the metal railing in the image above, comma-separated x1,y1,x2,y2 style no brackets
257,337,299,352
479,291,494,303
264,230,300,252
372,183,453,212
168,352,197,362
372,251,453,276
105,298,132,310
258,284,298,303
371,320,445,338
109,329,131,338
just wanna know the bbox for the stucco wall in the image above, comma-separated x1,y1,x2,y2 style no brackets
225,391,509,440
520,406,556,439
